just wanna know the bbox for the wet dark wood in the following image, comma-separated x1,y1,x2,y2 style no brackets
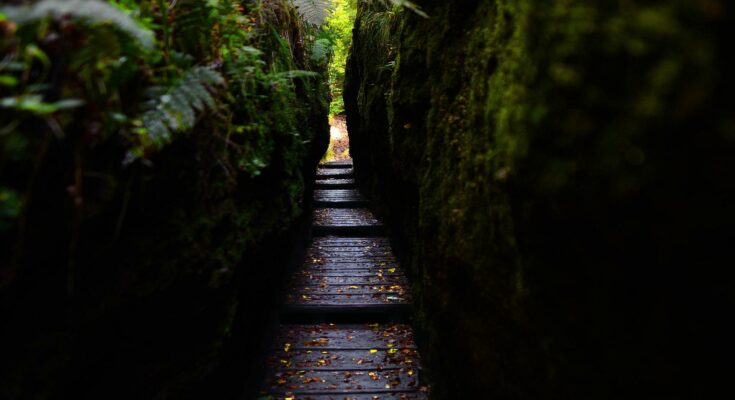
314,189,368,207
315,178,356,189
285,236,410,310
260,159,427,399
319,160,353,169
313,208,381,227
262,324,427,398
316,168,353,179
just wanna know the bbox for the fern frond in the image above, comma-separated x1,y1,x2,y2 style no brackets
141,66,224,147
310,38,333,64
1,0,155,49
292,0,333,26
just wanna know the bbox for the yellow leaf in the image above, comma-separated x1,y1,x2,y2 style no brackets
369,349,378,353
388,268,396,273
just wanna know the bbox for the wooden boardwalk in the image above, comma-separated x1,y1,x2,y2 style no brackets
259,160,427,399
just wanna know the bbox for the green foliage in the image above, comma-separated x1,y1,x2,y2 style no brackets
0,0,330,263
293,0,334,26
311,38,334,64
324,0,357,115
135,66,224,154
1,0,328,162
2,0,154,49
0,0,330,396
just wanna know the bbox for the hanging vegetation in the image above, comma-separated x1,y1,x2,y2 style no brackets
0,0,330,398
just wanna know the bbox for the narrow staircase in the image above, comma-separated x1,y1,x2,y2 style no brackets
259,159,427,399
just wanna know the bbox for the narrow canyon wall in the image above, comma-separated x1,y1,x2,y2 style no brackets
0,1,329,398
345,1,734,398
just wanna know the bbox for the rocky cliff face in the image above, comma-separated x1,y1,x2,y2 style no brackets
345,1,734,398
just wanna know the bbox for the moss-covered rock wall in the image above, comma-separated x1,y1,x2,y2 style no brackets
0,1,329,398
345,1,734,398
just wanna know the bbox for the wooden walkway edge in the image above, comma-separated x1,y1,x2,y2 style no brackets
258,159,428,399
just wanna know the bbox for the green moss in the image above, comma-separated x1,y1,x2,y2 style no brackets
347,0,733,398
0,0,329,398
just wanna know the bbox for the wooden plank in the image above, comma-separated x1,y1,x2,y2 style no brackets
259,393,427,400
318,160,353,169
307,253,394,259
282,304,412,319
316,168,353,178
294,276,408,286
263,368,420,394
314,189,365,199
315,178,356,189
312,237,390,246
300,267,400,274
286,293,409,305
260,177,427,399
286,284,408,295
272,324,416,349
266,348,420,371
314,208,382,227
304,259,397,265
314,190,369,208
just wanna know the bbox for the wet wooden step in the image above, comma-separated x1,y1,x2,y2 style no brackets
261,324,427,398
315,178,356,189
285,240,411,318
312,236,390,247
316,168,353,179
313,208,384,236
286,284,408,296
259,159,427,398
263,394,427,400
319,160,353,169
267,348,420,371
314,189,369,207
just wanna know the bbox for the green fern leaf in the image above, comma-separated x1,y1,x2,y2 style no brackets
310,38,333,64
140,66,223,148
142,110,170,144
292,0,334,26
2,0,155,49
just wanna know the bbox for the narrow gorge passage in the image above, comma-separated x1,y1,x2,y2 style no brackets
259,160,427,399
2,1,733,399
